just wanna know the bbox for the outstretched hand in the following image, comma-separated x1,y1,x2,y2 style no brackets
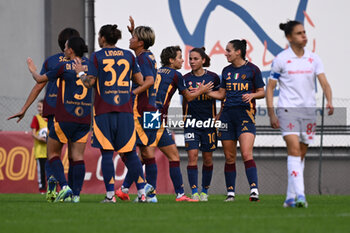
7,110,25,123
128,16,135,34
27,57,37,74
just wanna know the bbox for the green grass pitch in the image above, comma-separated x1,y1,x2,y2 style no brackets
1,194,349,233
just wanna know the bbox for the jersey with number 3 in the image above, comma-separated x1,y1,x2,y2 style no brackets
90,47,141,115
46,58,95,124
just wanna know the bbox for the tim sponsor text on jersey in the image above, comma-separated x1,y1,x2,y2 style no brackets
226,83,248,91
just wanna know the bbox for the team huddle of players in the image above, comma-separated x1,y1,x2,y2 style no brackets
9,17,333,208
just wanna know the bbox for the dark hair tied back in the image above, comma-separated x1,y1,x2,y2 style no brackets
99,24,122,45
241,39,247,48
279,20,302,36
228,39,247,60
67,37,88,57
190,47,211,67
279,23,286,31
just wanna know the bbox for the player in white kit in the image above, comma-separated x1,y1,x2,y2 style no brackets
266,20,333,208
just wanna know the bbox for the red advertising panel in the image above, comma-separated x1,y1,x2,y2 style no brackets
0,132,174,194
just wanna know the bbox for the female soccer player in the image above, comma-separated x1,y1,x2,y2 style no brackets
119,22,158,202
207,39,265,202
266,20,333,208
75,24,149,203
27,37,94,203
182,47,220,201
107,19,159,202
148,45,213,202
8,28,80,202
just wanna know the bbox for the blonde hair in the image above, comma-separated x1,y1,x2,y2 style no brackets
134,26,155,49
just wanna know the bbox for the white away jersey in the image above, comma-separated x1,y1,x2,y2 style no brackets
269,47,324,108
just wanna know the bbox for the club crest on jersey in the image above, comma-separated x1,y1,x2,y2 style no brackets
114,95,120,104
241,74,246,80
75,106,84,117
234,73,239,80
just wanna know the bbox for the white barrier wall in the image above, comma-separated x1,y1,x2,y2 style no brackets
95,0,349,100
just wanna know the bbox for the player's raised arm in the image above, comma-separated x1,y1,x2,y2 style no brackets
27,58,48,83
128,16,135,34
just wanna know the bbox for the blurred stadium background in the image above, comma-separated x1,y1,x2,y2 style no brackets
0,0,349,194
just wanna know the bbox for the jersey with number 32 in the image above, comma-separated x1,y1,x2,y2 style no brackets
90,47,141,115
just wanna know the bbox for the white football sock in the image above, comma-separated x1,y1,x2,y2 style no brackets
121,185,129,194
106,191,114,199
227,191,235,197
286,156,296,200
176,193,184,199
137,188,145,197
287,155,305,198
301,158,305,171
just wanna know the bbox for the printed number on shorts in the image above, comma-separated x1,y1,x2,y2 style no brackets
208,132,216,144
306,123,316,135
103,59,129,87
